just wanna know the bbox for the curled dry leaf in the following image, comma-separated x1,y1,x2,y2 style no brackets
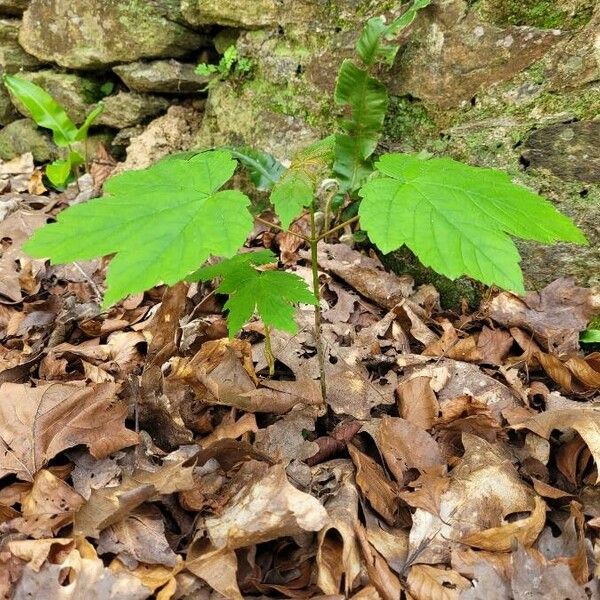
204,464,328,550
74,455,196,538
11,539,151,600
486,279,600,355
513,409,600,483
186,542,241,600
5,469,84,538
317,243,414,310
461,495,546,552
97,505,178,568
0,382,139,481
408,434,537,563
396,376,440,430
407,564,471,600
316,461,361,596
348,443,404,527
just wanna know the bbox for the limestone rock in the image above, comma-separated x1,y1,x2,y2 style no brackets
0,118,57,161
97,92,169,129
522,121,600,183
0,17,43,72
181,0,316,28
119,105,203,172
9,70,101,124
19,0,204,70
113,60,208,94
0,0,29,15
390,0,563,109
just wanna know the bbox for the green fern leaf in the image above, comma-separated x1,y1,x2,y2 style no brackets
24,150,254,308
193,250,317,335
359,154,587,292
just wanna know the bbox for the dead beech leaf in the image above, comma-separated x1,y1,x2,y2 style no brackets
348,443,403,527
486,279,600,355
0,382,139,481
354,522,402,600
317,243,413,309
461,496,546,551
317,462,361,595
204,464,327,549
513,409,600,483
240,378,324,414
185,543,241,600
11,540,151,599
7,538,74,572
408,434,537,563
0,209,47,303
364,416,445,485
97,505,178,568
74,456,196,538
6,469,84,538
396,376,440,430
407,564,471,600
200,413,257,448
434,395,503,443
109,558,183,598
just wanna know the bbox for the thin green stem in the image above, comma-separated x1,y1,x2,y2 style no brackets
264,324,275,377
318,214,360,242
309,201,327,402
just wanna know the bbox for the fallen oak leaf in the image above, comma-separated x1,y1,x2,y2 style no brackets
0,382,139,481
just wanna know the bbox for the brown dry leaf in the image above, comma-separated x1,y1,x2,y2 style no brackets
364,416,445,485
74,455,196,538
510,544,598,600
240,378,324,414
5,469,84,538
316,461,361,595
317,243,414,309
7,538,74,572
486,279,600,355
97,505,178,568
0,382,139,481
399,472,451,516
200,413,258,448
348,443,403,527
513,409,600,483
408,434,537,563
423,320,480,363
396,376,440,430
203,464,327,550
461,495,546,551
11,539,152,599
0,210,47,302
109,558,184,598
406,564,471,600
354,522,402,600
186,542,241,600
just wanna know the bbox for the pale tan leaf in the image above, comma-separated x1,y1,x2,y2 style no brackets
407,564,470,600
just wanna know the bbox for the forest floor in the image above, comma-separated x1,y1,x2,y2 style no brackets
1,151,600,599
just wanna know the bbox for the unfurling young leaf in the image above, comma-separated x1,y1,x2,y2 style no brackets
270,136,334,228
191,250,317,336
359,154,587,292
24,150,254,308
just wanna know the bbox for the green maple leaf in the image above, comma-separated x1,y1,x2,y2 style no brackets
24,150,254,307
192,250,317,335
359,154,587,292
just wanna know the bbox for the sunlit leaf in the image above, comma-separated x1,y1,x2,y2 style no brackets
25,150,254,308
359,154,587,292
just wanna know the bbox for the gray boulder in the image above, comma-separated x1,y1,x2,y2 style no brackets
0,118,57,161
97,92,169,129
0,18,43,72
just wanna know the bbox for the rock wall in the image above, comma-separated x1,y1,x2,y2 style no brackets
0,0,598,291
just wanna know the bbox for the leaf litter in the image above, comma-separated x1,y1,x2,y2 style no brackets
0,160,599,599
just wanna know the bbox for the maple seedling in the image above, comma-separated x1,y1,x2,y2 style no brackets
23,0,587,402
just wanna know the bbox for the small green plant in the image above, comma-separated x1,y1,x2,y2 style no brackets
195,45,253,89
2,74,103,189
23,0,587,400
